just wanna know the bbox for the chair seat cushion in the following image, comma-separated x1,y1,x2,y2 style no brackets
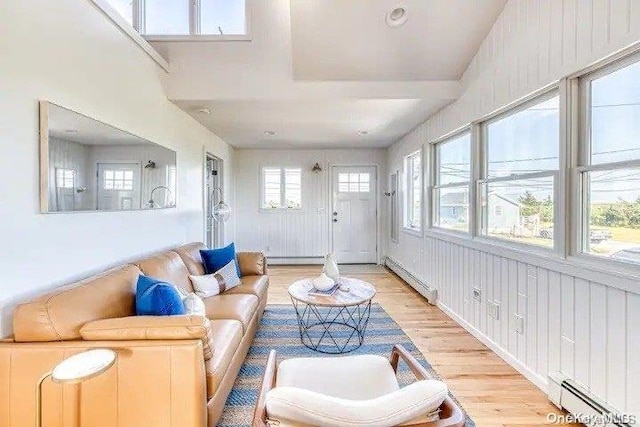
205,319,243,398
202,294,259,333
276,354,400,400
224,275,268,300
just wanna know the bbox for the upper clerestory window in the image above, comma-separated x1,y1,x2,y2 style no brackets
103,0,248,40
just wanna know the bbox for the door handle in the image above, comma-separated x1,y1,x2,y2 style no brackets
333,212,338,216
333,218,338,222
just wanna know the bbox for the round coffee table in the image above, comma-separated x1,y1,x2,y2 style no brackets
288,277,376,354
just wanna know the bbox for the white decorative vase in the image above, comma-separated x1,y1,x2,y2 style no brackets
312,272,335,291
323,253,340,282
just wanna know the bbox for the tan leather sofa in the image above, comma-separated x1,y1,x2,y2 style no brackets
0,242,268,427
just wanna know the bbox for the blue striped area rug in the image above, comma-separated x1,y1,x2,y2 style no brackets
218,304,474,427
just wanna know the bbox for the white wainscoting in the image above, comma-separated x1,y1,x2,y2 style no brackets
233,148,387,262
386,0,640,416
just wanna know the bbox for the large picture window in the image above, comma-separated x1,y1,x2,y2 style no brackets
578,57,640,265
479,92,560,248
262,167,302,209
404,150,422,231
433,132,471,232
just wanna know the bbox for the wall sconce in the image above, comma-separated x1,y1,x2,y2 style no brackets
144,160,156,169
312,162,322,173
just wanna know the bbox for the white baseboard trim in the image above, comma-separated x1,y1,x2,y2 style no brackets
385,257,437,305
436,301,549,393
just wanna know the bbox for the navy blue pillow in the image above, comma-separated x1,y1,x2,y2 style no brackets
200,242,242,277
136,275,186,316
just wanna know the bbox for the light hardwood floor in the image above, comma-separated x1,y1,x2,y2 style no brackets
266,265,571,427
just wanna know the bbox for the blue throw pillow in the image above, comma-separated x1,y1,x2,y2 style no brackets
136,275,186,316
200,242,242,277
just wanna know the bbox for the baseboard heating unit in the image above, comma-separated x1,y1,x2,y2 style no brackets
548,372,636,426
384,257,437,305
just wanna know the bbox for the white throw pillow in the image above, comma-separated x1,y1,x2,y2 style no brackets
172,285,206,316
190,260,241,298
183,292,206,316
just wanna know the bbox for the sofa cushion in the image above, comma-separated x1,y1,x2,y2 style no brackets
13,264,140,342
135,251,194,293
225,275,268,300
136,275,186,316
200,243,242,277
202,294,259,333
205,319,243,398
173,242,207,276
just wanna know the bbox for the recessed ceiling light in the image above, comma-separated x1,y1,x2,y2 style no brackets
64,129,79,133
195,107,211,114
264,130,276,136
386,6,408,28
358,130,369,135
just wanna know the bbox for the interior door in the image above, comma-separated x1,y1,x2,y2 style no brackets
205,155,224,248
97,163,141,210
331,166,377,263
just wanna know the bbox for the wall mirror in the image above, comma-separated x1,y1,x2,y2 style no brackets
40,102,177,213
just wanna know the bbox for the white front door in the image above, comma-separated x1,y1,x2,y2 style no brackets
97,163,141,210
331,166,377,264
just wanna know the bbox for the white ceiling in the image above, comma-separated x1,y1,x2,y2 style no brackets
290,0,507,81
155,0,506,148
48,104,152,146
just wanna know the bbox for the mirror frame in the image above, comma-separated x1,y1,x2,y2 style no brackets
39,100,177,213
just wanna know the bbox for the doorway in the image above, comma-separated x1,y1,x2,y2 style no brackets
331,166,378,264
205,154,224,248
96,162,141,210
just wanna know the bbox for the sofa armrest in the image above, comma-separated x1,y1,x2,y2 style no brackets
80,315,214,360
0,339,207,427
237,251,267,275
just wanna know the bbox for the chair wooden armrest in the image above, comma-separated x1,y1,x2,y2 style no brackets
253,349,277,427
389,345,465,427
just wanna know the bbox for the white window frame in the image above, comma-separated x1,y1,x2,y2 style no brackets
260,167,302,210
404,150,423,234
477,89,561,253
102,0,251,41
572,52,640,272
431,129,472,235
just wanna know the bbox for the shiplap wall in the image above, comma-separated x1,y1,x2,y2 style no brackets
387,0,640,415
234,148,387,261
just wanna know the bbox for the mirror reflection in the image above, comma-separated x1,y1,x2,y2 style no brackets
43,103,177,212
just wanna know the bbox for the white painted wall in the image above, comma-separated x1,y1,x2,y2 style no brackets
0,0,234,337
234,149,386,263
386,0,639,416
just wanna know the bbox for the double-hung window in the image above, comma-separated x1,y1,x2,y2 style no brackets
577,56,640,265
262,167,302,209
433,132,471,232
404,150,422,231
479,92,560,248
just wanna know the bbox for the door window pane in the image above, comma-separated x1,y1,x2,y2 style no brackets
590,60,640,165
487,96,560,178
585,168,640,263
481,176,554,247
144,0,190,35
338,172,370,193
200,0,246,35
